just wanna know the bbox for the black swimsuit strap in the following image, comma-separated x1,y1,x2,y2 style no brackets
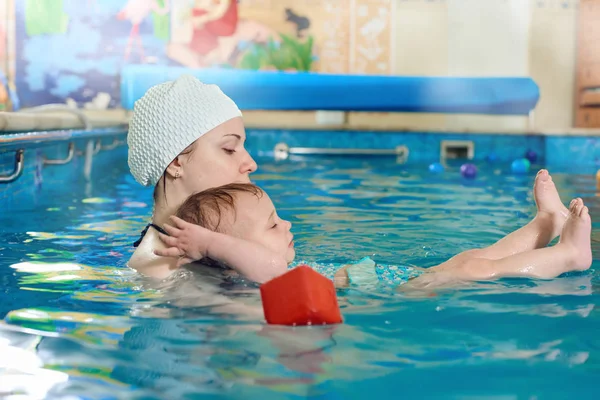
133,223,169,248
132,224,234,280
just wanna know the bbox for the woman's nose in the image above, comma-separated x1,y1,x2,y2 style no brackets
240,151,257,174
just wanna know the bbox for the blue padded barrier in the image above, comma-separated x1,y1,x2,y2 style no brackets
121,65,539,115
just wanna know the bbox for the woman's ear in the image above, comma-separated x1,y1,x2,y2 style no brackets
165,156,183,180
165,142,195,179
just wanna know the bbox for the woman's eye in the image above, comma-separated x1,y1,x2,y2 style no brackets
223,148,236,155
271,224,277,229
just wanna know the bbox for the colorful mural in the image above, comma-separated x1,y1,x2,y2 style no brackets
0,6,8,111
167,0,314,71
0,30,7,111
12,0,343,109
4,0,579,126
15,0,168,109
7,0,405,109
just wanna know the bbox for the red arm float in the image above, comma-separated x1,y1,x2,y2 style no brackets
260,265,343,326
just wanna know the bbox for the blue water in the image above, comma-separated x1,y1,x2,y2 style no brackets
1,150,599,399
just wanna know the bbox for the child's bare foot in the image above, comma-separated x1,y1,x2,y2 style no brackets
558,198,592,272
534,169,569,238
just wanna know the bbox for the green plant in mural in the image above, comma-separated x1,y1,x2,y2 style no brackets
238,34,314,72
237,46,266,70
25,0,69,36
279,34,314,71
152,0,170,40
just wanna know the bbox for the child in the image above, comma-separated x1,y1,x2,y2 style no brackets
154,171,592,288
157,183,293,283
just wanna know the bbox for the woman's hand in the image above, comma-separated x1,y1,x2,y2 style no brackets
154,216,213,267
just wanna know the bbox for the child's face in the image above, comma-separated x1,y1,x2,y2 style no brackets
228,192,295,264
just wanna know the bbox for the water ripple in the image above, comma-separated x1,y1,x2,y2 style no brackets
0,157,599,398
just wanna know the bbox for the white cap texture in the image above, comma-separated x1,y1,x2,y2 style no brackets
127,74,242,186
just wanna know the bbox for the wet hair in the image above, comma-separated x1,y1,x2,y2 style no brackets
153,143,196,203
175,183,264,233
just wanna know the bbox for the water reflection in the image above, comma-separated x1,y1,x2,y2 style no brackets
1,158,599,398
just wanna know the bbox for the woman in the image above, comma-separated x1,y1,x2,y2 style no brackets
127,74,282,282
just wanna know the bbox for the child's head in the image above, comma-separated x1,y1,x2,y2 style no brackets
176,183,295,264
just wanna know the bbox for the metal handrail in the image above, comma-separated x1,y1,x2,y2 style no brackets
0,127,126,184
76,139,102,156
43,142,75,165
93,139,102,155
274,143,409,163
100,138,125,151
0,149,24,183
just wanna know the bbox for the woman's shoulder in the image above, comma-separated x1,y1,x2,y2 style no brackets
128,229,179,280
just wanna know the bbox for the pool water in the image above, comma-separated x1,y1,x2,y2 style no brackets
1,151,599,399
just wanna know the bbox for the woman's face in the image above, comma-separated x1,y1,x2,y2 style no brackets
179,117,257,194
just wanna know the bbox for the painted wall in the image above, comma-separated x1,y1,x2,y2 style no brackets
0,0,581,130
0,0,12,111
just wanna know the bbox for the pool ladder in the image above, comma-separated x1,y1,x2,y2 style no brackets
0,149,24,183
0,134,126,184
274,143,409,163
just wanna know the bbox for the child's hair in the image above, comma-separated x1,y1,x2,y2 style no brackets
176,183,264,232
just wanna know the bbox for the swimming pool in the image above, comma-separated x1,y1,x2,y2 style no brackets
0,129,599,399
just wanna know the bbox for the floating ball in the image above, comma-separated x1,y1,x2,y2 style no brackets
485,152,498,163
524,149,538,164
428,162,444,173
511,158,531,174
460,163,477,179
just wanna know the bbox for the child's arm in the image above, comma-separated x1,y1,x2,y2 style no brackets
204,232,289,283
333,258,380,288
154,216,288,284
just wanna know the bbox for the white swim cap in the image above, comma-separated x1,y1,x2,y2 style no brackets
127,74,242,187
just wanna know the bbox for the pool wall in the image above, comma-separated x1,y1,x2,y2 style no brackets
245,128,593,169
1,126,597,211
0,128,127,211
